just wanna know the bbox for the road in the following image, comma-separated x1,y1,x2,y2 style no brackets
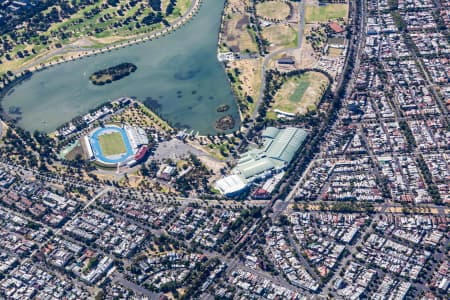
251,0,307,121
276,0,367,213
16,0,203,74
286,230,321,282
0,186,113,291
113,274,161,299
201,250,302,293
84,187,111,210
335,0,366,97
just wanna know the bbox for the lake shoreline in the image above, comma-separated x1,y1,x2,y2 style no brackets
11,0,203,76
1,0,241,136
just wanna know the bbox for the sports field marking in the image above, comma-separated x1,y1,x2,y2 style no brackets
269,71,329,117
289,80,310,102
98,132,127,156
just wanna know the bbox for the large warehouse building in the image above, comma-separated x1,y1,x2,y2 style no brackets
215,127,308,196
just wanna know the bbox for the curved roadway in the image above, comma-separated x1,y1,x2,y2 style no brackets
17,0,202,73
251,0,306,121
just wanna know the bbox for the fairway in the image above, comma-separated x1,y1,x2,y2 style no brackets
269,71,329,117
305,4,349,23
98,132,127,156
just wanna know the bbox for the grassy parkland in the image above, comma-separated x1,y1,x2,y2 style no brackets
305,4,349,23
267,71,329,119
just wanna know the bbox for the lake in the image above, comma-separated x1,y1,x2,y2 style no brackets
2,0,239,135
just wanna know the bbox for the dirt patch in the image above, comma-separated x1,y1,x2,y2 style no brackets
328,47,343,57
64,142,85,160
198,156,226,181
223,15,258,53
236,15,249,29
70,37,96,47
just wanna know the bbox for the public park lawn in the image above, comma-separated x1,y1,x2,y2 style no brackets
227,58,262,117
305,4,349,23
108,102,172,132
289,80,310,102
262,24,297,48
0,0,192,75
328,47,343,57
224,15,259,53
166,0,192,21
98,132,127,156
270,71,329,117
256,1,291,21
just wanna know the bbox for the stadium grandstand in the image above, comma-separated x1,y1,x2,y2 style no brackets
126,126,148,151
215,127,308,196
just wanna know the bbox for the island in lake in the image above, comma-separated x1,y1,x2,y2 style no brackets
215,115,235,131
89,62,137,85
216,104,230,112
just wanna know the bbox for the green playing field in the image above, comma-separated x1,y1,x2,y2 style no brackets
98,132,127,156
305,4,349,23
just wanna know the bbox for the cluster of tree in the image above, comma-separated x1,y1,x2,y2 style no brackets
148,0,161,11
107,0,120,6
166,0,177,15
388,0,398,10
416,155,442,205
174,155,212,197
181,259,220,299
1,125,51,168
140,160,159,177
0,0,178,73
89,62,137,85
248,15,267,55
142,11,164,25
1,0,99,48
399,120,416,151
0,69,31,92
0,0,60,35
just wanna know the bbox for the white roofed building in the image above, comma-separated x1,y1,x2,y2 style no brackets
215,127,308,197
215,175,248,196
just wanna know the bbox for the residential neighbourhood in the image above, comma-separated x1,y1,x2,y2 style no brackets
0,0,448,299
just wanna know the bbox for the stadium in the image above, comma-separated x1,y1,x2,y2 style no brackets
82,124,149,168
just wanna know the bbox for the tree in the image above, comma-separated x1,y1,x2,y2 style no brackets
166,0,177,15
95,290,104,300
278,215,289,226
148,0,162,11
